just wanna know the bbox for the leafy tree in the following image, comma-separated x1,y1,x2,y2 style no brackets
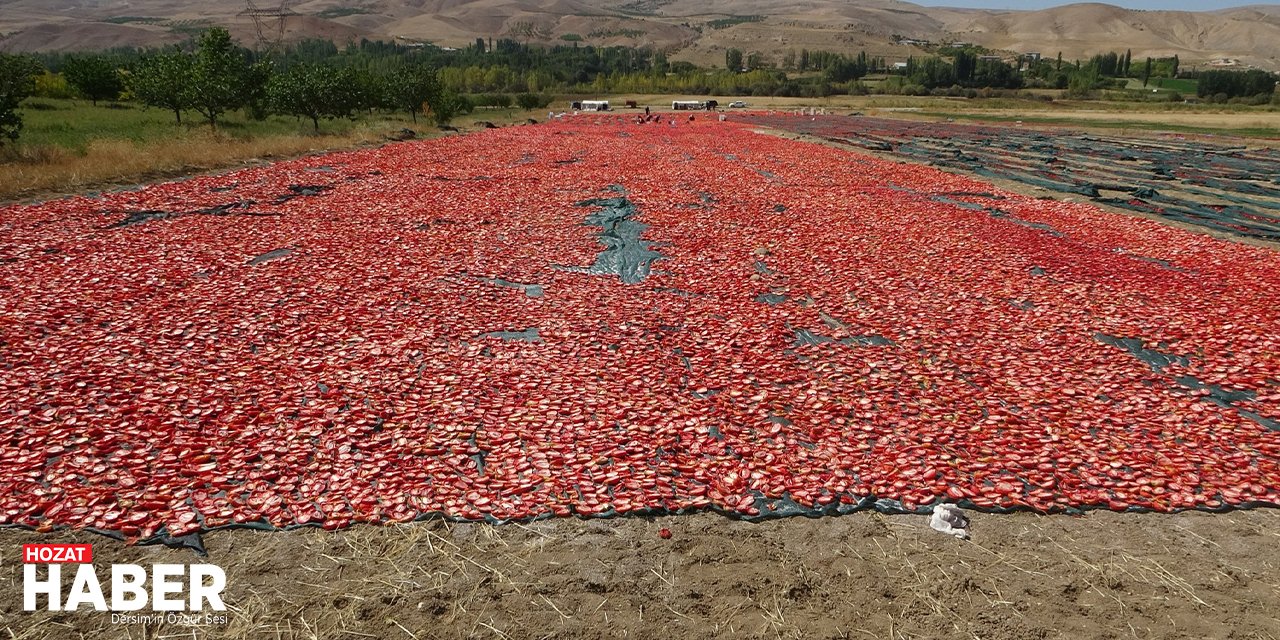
187,28,257,129
349,67,391,113
0,53,42,145
469,93,506,108
238,59,274,120
973,58,1022,90
1067,66,1101,98
32,71,74,99
1197,69,1277,100
386,66,441,123
825,53,869,83
63,55,124,105
725,49,744,71
427,89,468,125
952,50,977,83
909,57,955,88
268,64,361,131
129,51,193,123
515,92,551,110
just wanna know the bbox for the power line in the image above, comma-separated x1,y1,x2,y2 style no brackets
239,0,298,52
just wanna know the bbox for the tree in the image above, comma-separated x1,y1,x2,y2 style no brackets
63,55,123,105
515,92,551,110
1089,52,1121,77
427,89,468,125
349,67,390,113
187,28,257,129
0,53,42,145
386,65,441,123
129,51,193,123
1142,57,1153,87
973,58,1022,90
1067,66,1101,98
1197,69,1278,100
487,93,513,108
725,48,744,71
826,54,869,83
238,59,274,120
268,65,361,131
952,50,977,83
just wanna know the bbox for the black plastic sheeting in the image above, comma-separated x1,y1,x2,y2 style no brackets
479,327,543,342
1096,333,1280,432
101,182,334,229
103,200,280,229
927,193,1066,237
473,276,545,298
743,115,1280,242
272,184,333,205
791,327,894,348
14,481,1280,553
557,186,667,283
247,247,295,266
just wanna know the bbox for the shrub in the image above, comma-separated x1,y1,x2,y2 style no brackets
1,53,42,144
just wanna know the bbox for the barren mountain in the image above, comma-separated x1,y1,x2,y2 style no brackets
0,0,1276,70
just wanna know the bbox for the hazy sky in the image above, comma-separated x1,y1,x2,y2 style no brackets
922,0,1259,9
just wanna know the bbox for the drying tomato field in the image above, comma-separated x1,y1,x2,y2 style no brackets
743,114,1280,242
1,116,1279,545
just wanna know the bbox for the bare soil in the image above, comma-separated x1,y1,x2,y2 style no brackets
1,509,1278,639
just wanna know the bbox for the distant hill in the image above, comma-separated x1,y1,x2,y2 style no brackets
1,0,1277,71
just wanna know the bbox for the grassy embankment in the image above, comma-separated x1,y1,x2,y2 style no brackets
0,99,532,202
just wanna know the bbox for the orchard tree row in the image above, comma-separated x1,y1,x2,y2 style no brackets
0,28,561,144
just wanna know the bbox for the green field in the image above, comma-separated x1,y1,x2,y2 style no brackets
1,98,532,201
13,98,419,153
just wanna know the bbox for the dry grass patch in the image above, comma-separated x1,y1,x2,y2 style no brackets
0,128,388,202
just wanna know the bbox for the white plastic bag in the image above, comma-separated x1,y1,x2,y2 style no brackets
930,503,970,540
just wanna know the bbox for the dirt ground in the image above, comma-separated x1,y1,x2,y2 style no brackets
1,509,1278,639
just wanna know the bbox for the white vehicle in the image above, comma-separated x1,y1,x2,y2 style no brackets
729,101,747,108
580,100,610,112
672,100,705,111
